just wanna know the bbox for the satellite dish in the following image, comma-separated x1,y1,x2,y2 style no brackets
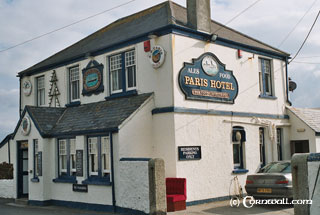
289,80,297,92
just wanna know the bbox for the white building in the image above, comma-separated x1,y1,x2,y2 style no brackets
0,0,316,213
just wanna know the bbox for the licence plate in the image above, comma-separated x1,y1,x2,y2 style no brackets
257,188,272,193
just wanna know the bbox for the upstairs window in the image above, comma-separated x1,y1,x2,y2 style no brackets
109,50,136,95
125,50,136,90
69,66,80,102
37,76,45,106
259,58,273,97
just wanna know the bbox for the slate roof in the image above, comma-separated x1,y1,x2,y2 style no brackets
287,107,320,133
18,1,289,77
14,93,153,138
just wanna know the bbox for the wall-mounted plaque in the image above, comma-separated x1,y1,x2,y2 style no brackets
76,150,83,177
73,184,88,192
82,60,104,96
23,80,32,96
37,152,42,176
149,45,166,68
179,52,238,104
178,146,201,161
21,116,31,136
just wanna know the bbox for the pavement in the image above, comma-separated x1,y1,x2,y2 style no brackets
0,198,294,215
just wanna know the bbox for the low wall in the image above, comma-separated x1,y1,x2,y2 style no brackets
0,179,14,198
292,153,320,215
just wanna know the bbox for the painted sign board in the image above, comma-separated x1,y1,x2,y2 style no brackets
82,60,104,96
73,184,88,193
179,52,238,104
76,150,83,177
178,146,201,161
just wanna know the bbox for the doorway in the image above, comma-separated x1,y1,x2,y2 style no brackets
17,141,29,198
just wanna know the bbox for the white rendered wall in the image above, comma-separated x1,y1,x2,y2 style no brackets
117,160,150,213
172,35,288,116
20,34,174,110
287,110,317,153
316,137,320,152
0,144,8,163
0,180,14,198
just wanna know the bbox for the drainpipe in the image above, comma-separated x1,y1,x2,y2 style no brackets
285,57,292,106
110,131,116,212
8,138,11,164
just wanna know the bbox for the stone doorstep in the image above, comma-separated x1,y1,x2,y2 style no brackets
14,198,28,205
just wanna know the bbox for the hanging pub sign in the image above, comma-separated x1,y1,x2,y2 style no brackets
82,60,104,96
178,146,201,161
178,52,238,104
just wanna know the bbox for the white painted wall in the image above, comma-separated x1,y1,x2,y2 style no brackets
172,34,288,116
0,144,9,163
316,137,320,152
117,161,150,213
287,110,317,153
20,34,174,111
0,180,14,198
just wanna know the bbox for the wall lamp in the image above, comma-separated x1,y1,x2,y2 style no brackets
148,32,160,39
210,34,218,42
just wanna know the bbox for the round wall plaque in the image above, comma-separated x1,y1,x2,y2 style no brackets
149,46,166,68
23,80,32,96
83,68,102,91
202,55,219,76
21,116,31,136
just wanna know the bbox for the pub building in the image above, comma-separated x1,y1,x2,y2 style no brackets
0,0,318,214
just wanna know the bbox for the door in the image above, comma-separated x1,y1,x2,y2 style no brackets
17,141,29,198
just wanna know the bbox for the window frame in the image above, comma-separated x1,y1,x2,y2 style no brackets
57,138,77,180
259,58,274,98
259,127,266,167
32,139,40,181
109,49,136,95
69,66,80,102
232,127,246,172
85,135,111,184
277,128,283,161
36,75,45,106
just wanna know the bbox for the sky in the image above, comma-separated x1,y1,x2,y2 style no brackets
0,0,320,141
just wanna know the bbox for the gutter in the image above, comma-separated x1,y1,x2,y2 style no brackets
285,57,292,106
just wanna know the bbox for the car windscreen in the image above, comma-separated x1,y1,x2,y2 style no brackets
259,162,291,173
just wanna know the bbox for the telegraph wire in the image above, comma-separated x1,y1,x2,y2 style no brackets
289,10,320,64
277,0,318,48
214,0,263,34
0,0,136,53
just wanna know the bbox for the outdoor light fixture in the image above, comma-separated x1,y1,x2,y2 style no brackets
210,34,218,42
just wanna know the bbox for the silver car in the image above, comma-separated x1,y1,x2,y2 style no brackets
245,161,292,198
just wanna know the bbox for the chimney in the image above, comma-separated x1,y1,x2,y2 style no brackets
187,0,212,33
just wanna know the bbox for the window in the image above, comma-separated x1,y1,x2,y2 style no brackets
259,58,273,97
87,136,111,180
69,66,80,102
33,139,41,179
125,50,136,90
58,138,76,178
259,128,266,167
110,54,123,93
109,50,136,94
277,128,282,161
37,76,45,106
232,126,246,170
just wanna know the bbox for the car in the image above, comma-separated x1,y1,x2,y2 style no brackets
245,161,292,198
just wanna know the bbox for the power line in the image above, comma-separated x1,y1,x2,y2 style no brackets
0,0,136,54
214,0,263,34
289,10,320,64
290,61,320,65
277,0,318,48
